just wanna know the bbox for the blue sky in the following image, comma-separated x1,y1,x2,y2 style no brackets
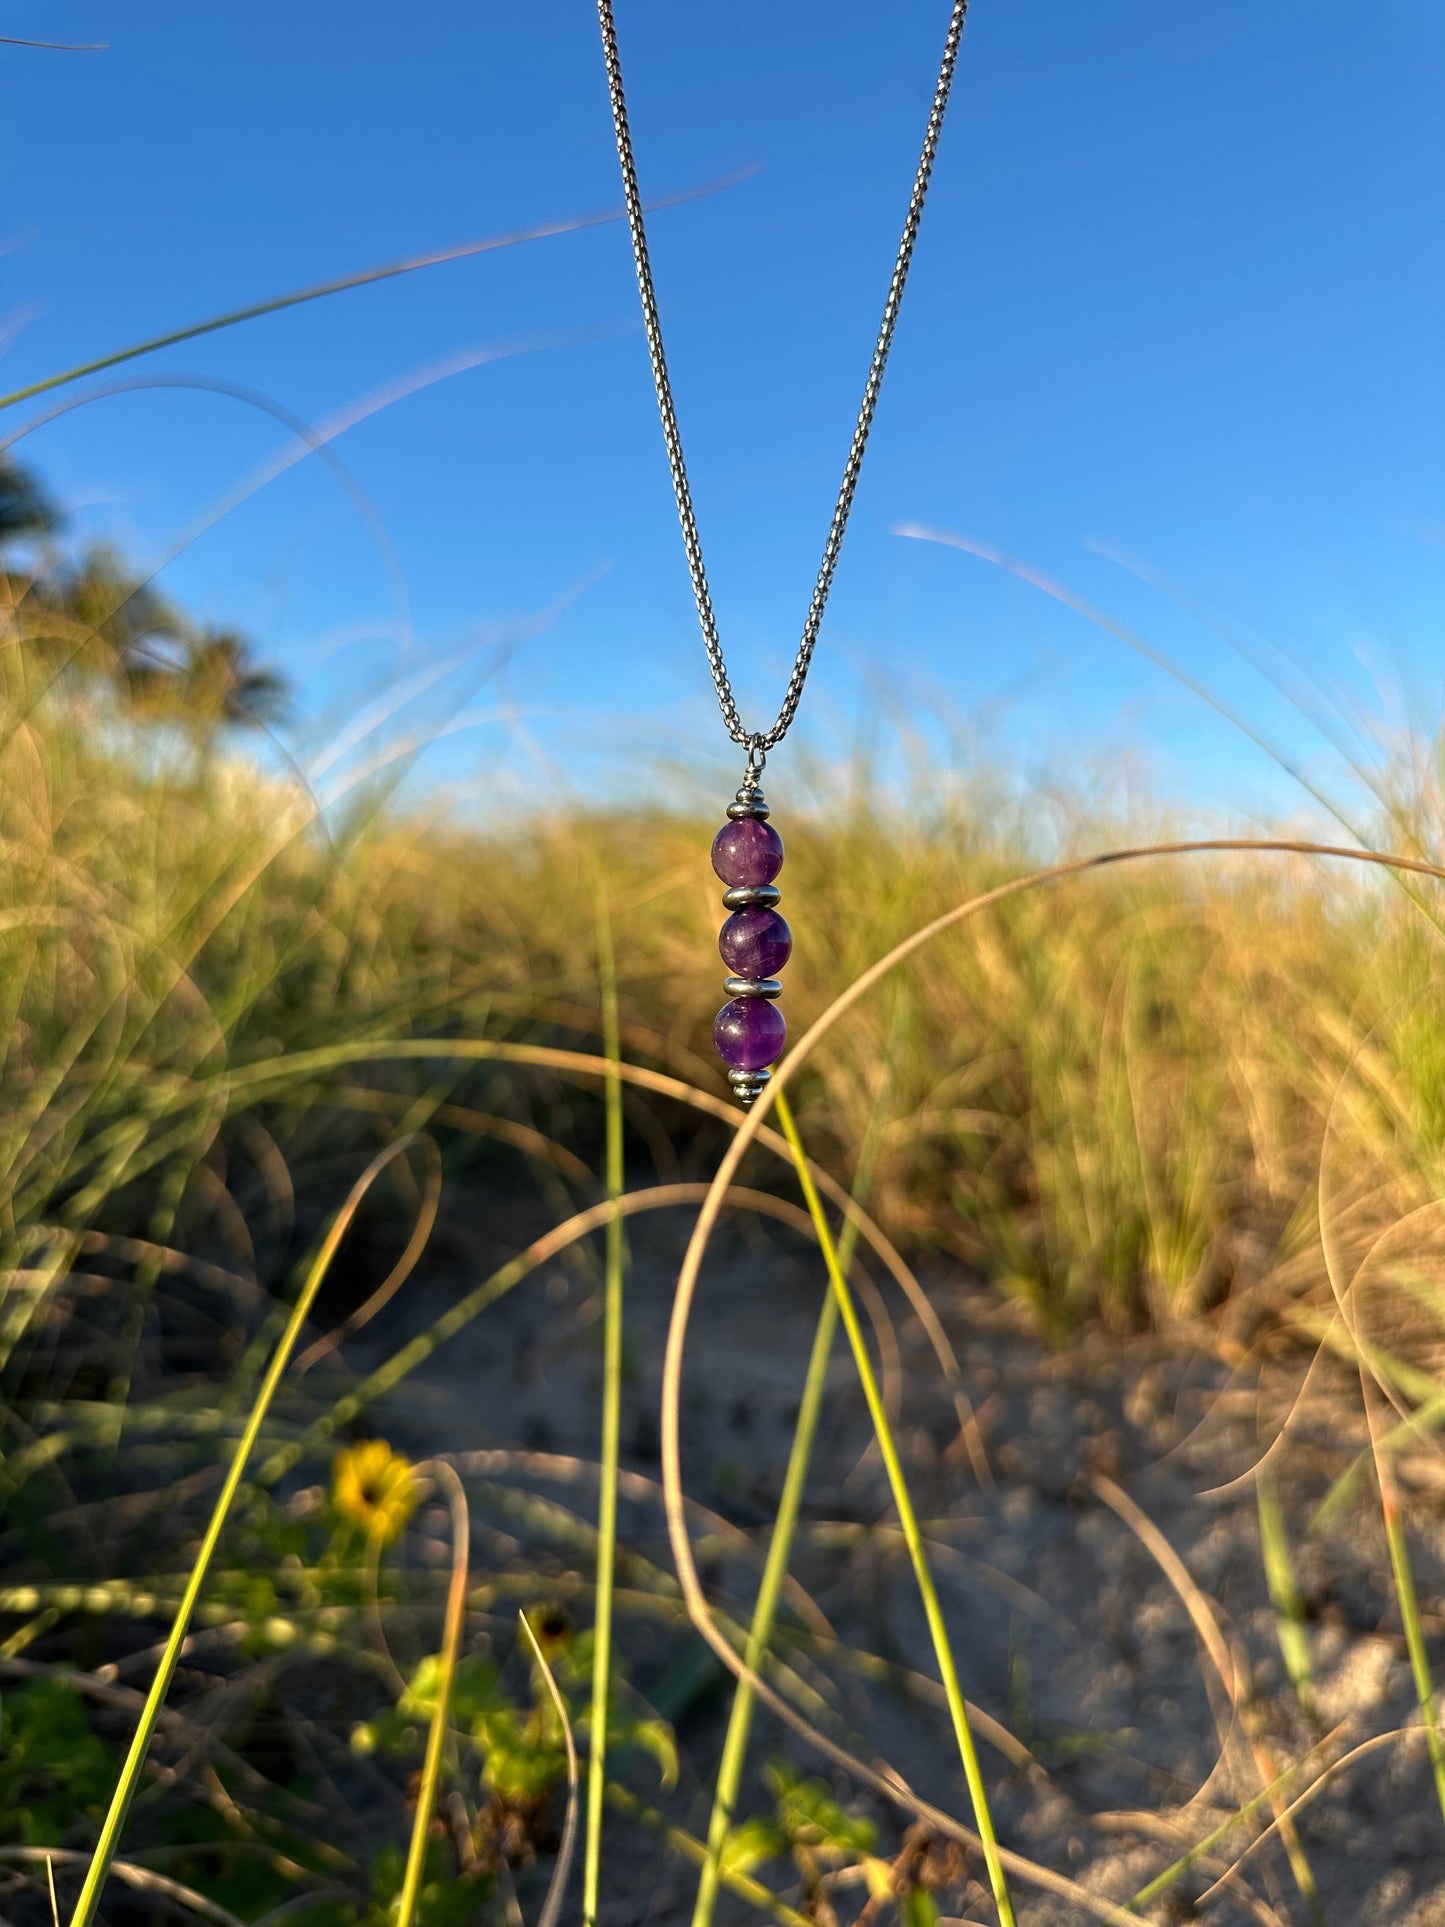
3,1,1441,823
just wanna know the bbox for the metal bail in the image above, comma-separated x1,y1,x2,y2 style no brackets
743,736,766,788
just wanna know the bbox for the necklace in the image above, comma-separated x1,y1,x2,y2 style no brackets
597,0,969,1104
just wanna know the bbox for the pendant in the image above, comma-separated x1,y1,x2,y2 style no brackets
710,763,790,1107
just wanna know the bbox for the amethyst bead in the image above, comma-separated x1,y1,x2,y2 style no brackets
714,996,787,1071
711,778,789,1102
719,906,792,980
711,816,784,889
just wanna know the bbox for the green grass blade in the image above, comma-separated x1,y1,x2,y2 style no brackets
1380,1468,1445,1829
395,1461,470,1927
692,1078,891,1927
692,1285,839,1927
68,1135,426,1927
584,898,627,1927
772,1088,1017,1927
1256,1466,1315,1718
0,242,507,415
0,188,715,415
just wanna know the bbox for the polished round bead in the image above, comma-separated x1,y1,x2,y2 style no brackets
711,816,784,888
713,996,787,1071
719,906,792,980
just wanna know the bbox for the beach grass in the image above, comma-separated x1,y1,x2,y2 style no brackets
2,650,1444,1924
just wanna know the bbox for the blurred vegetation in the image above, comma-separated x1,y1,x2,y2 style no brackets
4,451,1445,1924
1,449,288,747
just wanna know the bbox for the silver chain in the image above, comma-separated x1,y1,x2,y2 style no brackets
597,0,969,754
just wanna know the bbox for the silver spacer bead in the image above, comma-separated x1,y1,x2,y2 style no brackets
722,883,781,910
726,783,771,821
727,1066,772,1107
723,975,782,1000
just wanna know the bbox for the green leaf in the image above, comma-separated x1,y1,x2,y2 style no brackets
474,1707,565,1804
397,1653,445,1719
0,1676,117,1845
765,1758,876,1862
720,1817,787,1879
624,1717,678,1791
400,1651,500,1725
901,1885,939,1927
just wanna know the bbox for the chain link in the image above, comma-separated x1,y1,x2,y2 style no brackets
597,0,969,752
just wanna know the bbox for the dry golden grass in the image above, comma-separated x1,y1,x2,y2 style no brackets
5,676,1444,1341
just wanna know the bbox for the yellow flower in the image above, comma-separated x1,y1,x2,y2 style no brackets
332,1439,418,1546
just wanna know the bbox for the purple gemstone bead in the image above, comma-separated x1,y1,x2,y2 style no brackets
711,817,784,888
714,996,787,1071
719,907,792,980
